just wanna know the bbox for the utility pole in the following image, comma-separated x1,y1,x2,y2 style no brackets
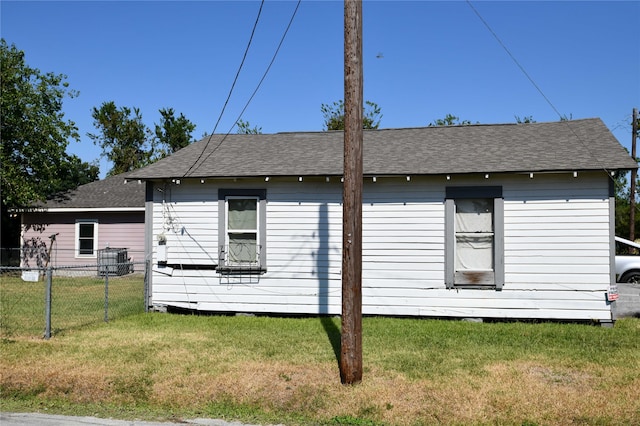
631,107,638,243
340,0,363,385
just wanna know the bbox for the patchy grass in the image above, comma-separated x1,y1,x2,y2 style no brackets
1,313,639,425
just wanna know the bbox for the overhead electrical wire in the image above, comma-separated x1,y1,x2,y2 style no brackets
184,0,302,178
465,0,564,121
183,0,265,178
224,0,302,137
211,1,265,136
466,0,619,180
188,0,302,175
609,113,635,133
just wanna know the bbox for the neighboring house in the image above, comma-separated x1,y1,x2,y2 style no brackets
127,118,636,325
20,172,146,269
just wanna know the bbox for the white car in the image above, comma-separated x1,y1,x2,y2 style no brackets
615,236,640,283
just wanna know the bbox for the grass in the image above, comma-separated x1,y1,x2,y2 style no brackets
1,312,639,425
0,273,145,337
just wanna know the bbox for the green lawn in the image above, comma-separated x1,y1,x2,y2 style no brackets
1,312,639,425
0,273,145,337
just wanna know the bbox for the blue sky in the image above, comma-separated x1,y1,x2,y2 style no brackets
2,1,639,178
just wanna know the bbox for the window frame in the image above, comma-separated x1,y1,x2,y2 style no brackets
225,196,260,264
218,189,267,273
445,186,504,290
75,219,98,258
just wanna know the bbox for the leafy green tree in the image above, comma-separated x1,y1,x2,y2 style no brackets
428,114,472,126
0,39,98,208
321,100,382,131
55,156,100,193
154,108,196,156
88,101,154,176
1,39,99,248
236,119,262,134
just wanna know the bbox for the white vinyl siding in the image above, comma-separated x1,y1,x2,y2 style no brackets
148,173,614,322
151,184,219,266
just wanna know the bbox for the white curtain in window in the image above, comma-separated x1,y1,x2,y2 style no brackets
456,235,493,270
455,199,493,271
228,199,257,230
227,198,258,264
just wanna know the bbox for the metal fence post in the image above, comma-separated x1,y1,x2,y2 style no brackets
104,271,109,322
144,259,150,313
44,266,52,339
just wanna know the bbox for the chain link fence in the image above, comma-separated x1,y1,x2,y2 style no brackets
1,252,148,339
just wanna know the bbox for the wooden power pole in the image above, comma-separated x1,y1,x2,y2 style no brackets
631,107,638,242
340,0,363,385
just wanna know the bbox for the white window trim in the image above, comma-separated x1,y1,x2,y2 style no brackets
75,219,98,258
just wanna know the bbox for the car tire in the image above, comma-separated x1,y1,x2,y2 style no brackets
620,271,640,284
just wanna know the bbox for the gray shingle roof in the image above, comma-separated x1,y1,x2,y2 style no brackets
42,172,145,209
127,118,636,180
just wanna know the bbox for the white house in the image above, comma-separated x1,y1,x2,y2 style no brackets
127,118,636,325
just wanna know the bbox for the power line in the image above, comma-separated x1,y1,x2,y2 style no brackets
610,113,634,132
466,0,622,181
465,0,565,121
225,0,302,136
186,0,302,177
212,1,265,136
183,0,265,178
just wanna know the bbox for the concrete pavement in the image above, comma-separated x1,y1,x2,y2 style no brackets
615,283,640,318
0,412,274,426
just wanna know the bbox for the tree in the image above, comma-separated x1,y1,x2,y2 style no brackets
428,114,472,126
55,156,100,194
236,119,262,134
614,113,640,245
88,101,154,176
515,115,536,124
154,108,196,156
614,170,640,244
1,39,98,248
321,100,382,131
0,39,98,208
